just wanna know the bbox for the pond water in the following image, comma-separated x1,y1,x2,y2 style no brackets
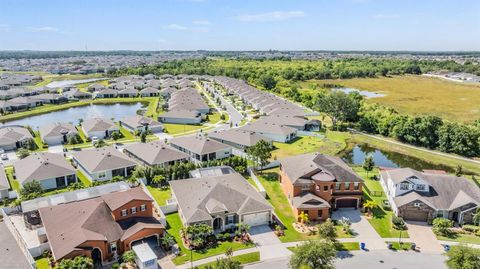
1,103,143,127
333,87,386,98
342,144,453,172
46,78,105,88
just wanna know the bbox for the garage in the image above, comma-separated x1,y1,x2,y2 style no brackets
402,210,429,222
336,198,358,209
242,211,270,227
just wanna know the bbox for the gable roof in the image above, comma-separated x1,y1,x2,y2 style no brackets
170,173,272,224
279,152,362,185
0,164,10,191
0,126,33,147
170,135,231,155
209,129,272,147
82,118,118,133
72,146,137,173
123,141,188,166
13,152,76,184
39,122,78,139
120,115,162,130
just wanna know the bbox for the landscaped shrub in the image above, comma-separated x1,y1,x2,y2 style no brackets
392,216,406,230
462,225,480,234
432,218,453,236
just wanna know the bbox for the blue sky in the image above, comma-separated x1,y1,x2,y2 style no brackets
0,0,479,51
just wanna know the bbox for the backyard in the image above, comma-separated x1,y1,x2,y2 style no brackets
146,185,171,206
166,213,255,265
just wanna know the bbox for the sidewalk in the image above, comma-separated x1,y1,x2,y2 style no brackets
175,247,259,269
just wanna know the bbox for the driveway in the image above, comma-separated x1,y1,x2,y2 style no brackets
48,144,65,153
332,209,386,250
249,225,291,260
0,222,32,269
405,221,443,253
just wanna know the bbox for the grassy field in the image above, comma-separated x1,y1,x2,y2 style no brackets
438,233,480,245
196,252,260,269
146,185,171,206
301,75,480,122
272,132,346,160
5,166,20,192
76,170,91,187
166,213,254,265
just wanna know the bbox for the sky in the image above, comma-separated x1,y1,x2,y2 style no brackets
0,0,479,51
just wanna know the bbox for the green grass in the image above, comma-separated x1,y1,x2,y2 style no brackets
118,125,136,141
32,131,47,151
336,242,360,251
272,133,345,160
300,75,480,123
256,168,316,242
146,186,171,206
437,233,480,245
196,252,260,269
35,257,51,269
4,166,20,192
163,123,205,135
166,213,254,265
335,225,354,238
387,241,414,251
76,170,91,187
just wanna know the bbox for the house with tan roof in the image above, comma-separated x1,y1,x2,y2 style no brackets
380,168,480,224
123,141,188,167
0,126,34,151
39,122,79,145
158,109,202,125
72,146,137,182
170,135,232,164
38,187,164,264
209,129,272,151
170,172,273,230
13,152,77,190
240,121,297,142
81,118,119,139
119,115,163,133
279,152,363,221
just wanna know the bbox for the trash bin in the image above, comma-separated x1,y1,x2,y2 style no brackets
411,243,416,250
360,242,366,250
387,243,393,249
444,245,450,252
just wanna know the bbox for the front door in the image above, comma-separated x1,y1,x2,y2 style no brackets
213,218,222,230
452,212,459,222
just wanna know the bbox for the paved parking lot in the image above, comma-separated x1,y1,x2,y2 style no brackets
0,222,31,269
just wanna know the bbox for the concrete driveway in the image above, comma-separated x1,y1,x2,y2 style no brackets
249,225,291,260
405,221,443,253
332,209,386,250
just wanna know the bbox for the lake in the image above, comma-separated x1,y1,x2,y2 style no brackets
1,103,143,128
343,144,452,172
46,78,106,88
333,87,386,98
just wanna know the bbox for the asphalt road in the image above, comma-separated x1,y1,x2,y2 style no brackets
245,250,447,269
203,82,243,127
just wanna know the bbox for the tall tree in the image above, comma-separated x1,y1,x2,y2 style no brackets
246,140,274,169
315,91,361,126
289,240,337,269
362,154,375,179
445,245,480,269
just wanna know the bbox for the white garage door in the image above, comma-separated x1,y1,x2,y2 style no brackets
242,212,270,227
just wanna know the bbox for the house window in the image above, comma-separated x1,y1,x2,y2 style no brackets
301,185,310,191
318,210,323,217
400,183,410,190
416,184,426,191
121,209,127,217
414,202,421,207
354,182,360,190
110,242,117,253
98,172,106,179
131,207,137,214
227,215,235,225
323,186,329,191
140,204,146,212
335,183,341,191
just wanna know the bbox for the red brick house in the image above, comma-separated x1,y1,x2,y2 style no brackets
279,152,363,221
38,187,164,264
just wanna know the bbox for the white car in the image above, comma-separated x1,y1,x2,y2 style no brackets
0,148,5,154
91,136,99,144
1,153,8,160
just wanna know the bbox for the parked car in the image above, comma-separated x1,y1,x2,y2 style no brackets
1,153,8,160
91,136,99,144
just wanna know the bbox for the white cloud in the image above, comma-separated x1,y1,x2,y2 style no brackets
28,26,59,32
0,24,10,32
192,20,211,25
163,24,188,30
374,14,400,19
237,11,305,22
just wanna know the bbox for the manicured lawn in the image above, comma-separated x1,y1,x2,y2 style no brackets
272,133,345,160
163,123,205,135
387,241,414,251
244,175,259,191
166,213,254,265
76,170,91,187
118,126,136,141
438,233,480,245
35,257,51,269
146,185,171,206
256,168,316,242
32,131,47,151
208,112,222,124
336,242,360,251
196,252,260,269
335,225,354,238
4,166,20,192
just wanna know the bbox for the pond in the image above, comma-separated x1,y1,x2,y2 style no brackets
46,78,105,88
1,103,143,128
333,87,386,98
343,144,453,172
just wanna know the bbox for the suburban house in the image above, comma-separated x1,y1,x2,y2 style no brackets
123,141,189,167
257,115,321,131
39,122,79,145
118,88,138,98
81,118,119,139
380,168,480,224
64,89,92,99
30,93,68,104
0,96,42,112
119,115,163,133
95,88,118,98
169,135,232,163
38,187,165,264
139,87,160,97
0,126,34,151
158,110,202,125
0,165,10,199
279,152,363,221
87,83,106,92
240,121,297,143
13,152,77,190
72,146,137,182
170,172,273,230
209,129,272,151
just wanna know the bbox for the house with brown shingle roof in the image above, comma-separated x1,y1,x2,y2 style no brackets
38,187,164,264
169,135,232,164
123,141,188,167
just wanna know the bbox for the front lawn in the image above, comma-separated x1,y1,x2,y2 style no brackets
146,185,171,206
196,252,260,269
336,242,360,251
437,233,480,245
387,241,414,251
272,134,345,160
256,168,316,242
166,213,254,265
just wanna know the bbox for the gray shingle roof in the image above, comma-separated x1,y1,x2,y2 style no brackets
170,135,231,155
209,129,272,148
82,118,118,133
0,126,33,147
39,122,78,139
13,152,76,184
123,141,188,166
72,146,137,173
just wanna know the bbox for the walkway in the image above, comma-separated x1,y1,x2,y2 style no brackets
249,225,292,261
406,221,443,253
332,209,386,250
